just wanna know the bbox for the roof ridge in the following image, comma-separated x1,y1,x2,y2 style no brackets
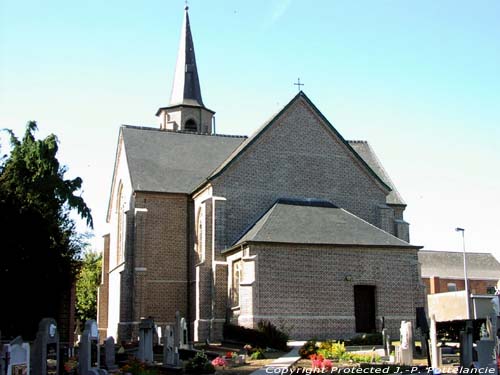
420,250,494,255
121,125,247,138
276,197,338,208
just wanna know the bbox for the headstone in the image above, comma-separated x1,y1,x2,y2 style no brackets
382,329,389,356
398,321,413,365
138,318,154,364
460,320,474,368
79,320,104,375
179,318,189,349
162,325,180,367
174,312,181,349
2,337,30,375
31,318,59,375
473,307,498,375
104,337,117,371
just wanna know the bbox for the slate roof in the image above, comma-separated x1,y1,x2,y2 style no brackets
419,250,500,280
121,126,246,193
348,141,405,205
230,198,418,249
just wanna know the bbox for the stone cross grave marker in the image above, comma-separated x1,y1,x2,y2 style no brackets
31,318,59,375
1,336,30,375
138,318,154,364
79,320,102,375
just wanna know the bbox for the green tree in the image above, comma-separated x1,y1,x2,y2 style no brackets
0,121,93,339
75,251,102,322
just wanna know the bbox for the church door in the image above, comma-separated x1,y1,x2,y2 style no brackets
354,285,376,333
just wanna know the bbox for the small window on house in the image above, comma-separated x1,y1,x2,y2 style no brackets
184,119,197,132
231,260,242,307
447,283,457,292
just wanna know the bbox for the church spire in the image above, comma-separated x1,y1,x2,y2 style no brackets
156,5,215,133
170,5,204,107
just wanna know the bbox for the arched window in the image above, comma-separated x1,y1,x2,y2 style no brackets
195,205,205,263
231,260,242,307
184,118,197,132
116,182,125,264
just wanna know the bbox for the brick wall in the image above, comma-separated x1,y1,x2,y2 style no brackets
98,234,110,342
212,97,395,250
423,276,497,295
230,244,425,340
116,192,191,341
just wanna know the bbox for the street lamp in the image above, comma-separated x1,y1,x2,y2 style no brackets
455,227,470,319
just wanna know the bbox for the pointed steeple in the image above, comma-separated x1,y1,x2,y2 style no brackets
170,5,204,107
156,5,215,133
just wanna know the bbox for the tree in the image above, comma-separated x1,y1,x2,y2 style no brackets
75,251,102,323
0,121,93,339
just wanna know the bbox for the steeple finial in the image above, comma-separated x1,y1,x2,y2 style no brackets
170,3,203,107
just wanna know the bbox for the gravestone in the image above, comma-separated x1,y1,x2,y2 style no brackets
473,307,498,375
2,337,30,375
104,337,117,371
31,318,59,375
382,328,389,356
397,320,413,365
162,325,180,367
174,312,181,349
79,320,104,375
138,318,154,364
179,318,189,349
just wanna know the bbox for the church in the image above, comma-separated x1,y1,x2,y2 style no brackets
97,5,425,343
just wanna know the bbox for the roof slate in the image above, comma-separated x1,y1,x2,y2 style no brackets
348,141,406,205
232,199,417,248
419,250,500,279
121,126,245,193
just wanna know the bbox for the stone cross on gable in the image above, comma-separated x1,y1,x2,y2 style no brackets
294,78,304,92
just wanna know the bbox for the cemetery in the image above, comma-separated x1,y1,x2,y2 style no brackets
2,294,499,375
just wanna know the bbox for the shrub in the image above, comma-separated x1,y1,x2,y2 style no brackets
224,321,289,351
250,349,265,360
223,324,267,348
185,351,215,374
318,340,346,360
298,339,318,359
257,320,289,351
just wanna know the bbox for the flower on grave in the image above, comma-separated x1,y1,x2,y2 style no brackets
63,357,78,373
225,351,236,359
310,354,332,371
211,356,227,367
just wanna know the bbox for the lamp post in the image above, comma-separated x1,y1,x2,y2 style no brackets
455,227,470,319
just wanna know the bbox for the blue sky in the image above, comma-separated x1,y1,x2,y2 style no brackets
1,0,499,259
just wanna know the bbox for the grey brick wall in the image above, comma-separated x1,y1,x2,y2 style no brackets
212,98,392,250
230,243,425,340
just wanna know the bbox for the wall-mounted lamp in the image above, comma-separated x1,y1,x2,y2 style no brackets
344,275,353,282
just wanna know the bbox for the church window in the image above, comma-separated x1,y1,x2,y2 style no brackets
231,260,242,307
184,118,197,132
116,182,125,264
196,205,205,263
